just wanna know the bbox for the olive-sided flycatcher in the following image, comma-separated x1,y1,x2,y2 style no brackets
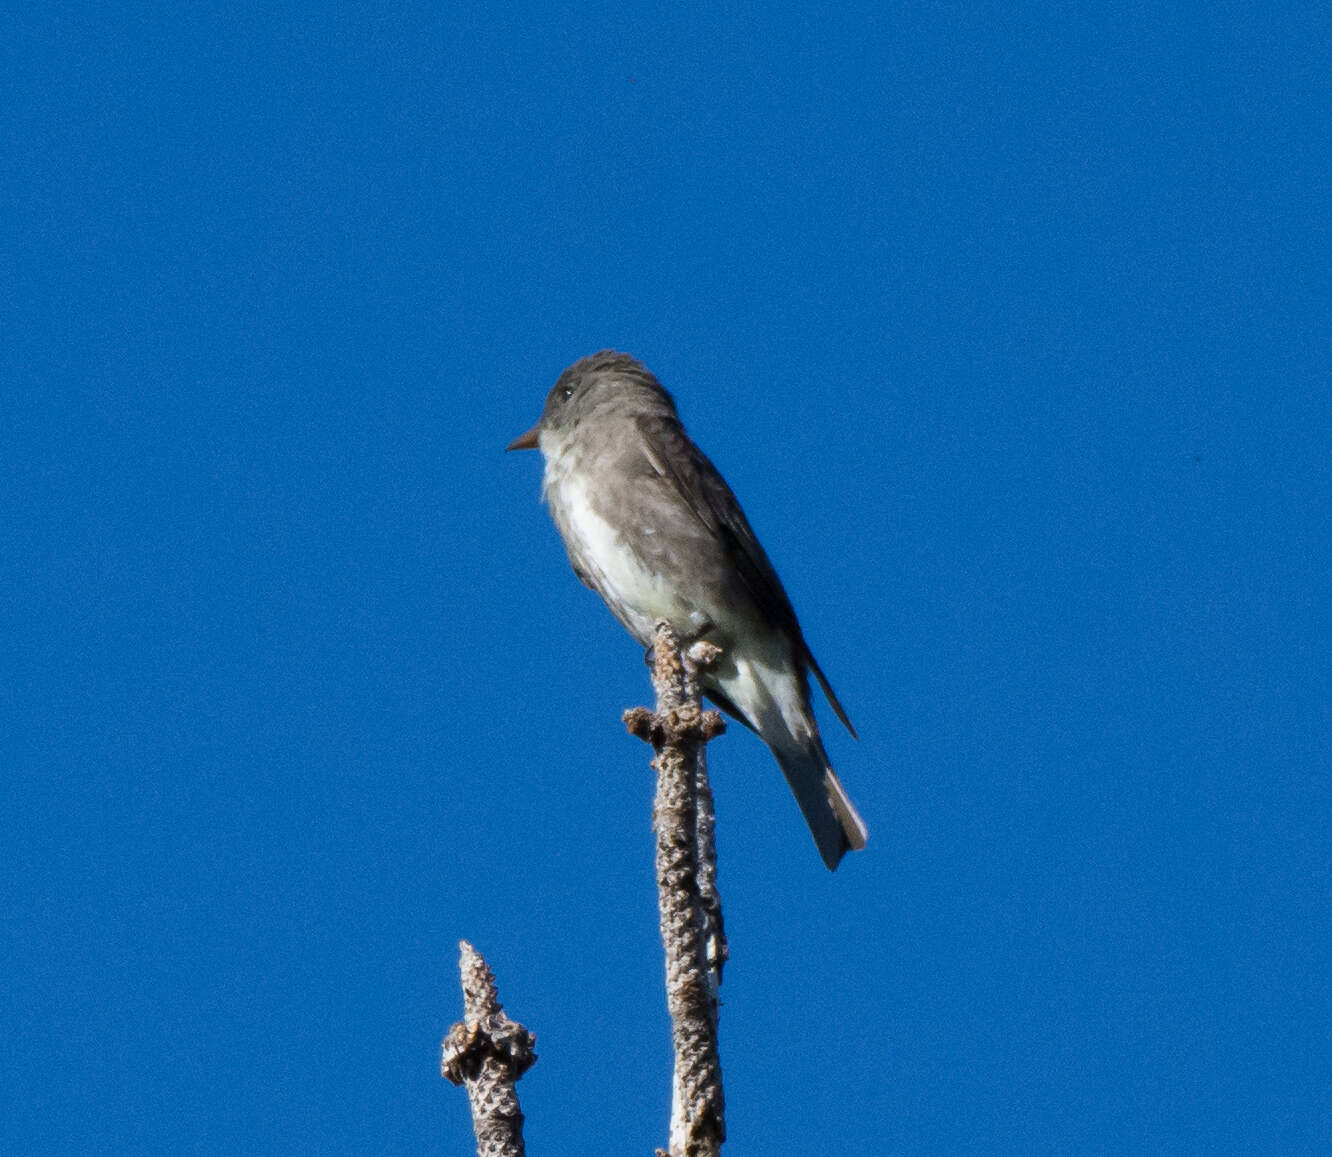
508,351,867,869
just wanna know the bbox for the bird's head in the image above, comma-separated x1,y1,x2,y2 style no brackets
506,351,678,452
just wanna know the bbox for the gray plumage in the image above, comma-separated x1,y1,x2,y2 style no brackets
508,351,867,869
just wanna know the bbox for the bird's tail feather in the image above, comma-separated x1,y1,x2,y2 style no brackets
773,741,868,870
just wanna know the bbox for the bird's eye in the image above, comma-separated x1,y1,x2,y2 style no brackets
561,386,574,401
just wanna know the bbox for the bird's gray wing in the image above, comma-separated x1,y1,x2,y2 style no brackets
632,414,857,738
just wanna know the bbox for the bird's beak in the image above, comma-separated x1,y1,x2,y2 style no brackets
505,425,541,452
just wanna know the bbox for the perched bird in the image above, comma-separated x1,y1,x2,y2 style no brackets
507,351,867,869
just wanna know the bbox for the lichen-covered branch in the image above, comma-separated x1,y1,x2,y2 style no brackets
624,621,728,1157
441,941,537,1157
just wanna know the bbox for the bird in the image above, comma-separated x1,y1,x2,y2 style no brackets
507,351,867,869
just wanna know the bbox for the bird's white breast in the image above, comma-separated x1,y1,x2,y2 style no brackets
541,436,707,643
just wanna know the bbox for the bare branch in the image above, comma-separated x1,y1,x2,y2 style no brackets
625,621,728,1157
442,941,536,1157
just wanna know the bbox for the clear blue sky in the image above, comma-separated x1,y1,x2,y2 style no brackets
3,4,1327,1154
